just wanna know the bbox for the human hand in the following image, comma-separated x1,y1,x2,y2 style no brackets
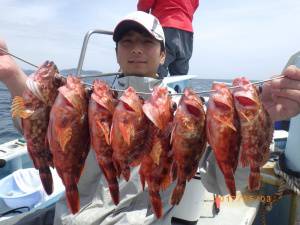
261,65,300,121
0,38,21,83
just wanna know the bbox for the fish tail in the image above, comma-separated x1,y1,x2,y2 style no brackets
249,167,261,191
101,164,120,205
224,176,237,199
220,164,236,198
170,179,186,205
149,188,163,218
139,170,146,190
44,140,54,168
108,181,120,205
66,184,80,214
39,167,53,195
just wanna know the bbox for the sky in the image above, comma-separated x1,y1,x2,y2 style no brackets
1,0,300,80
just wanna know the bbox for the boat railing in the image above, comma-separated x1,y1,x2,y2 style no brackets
76,29,113,76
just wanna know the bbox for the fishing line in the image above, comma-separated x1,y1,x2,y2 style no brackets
0,47,285,96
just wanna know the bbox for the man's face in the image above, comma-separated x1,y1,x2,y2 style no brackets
116,30,165,77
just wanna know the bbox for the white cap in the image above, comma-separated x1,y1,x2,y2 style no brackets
113,11,165,48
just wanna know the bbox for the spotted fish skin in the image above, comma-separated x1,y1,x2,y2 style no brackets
88,80,120,205
232,77,273,191
47,76,90,214
139,86,174,218
110,87,149,181
206,83,240,198
11,61,63,195
170,88,207,205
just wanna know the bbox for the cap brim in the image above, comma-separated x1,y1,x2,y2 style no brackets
113,20,155,42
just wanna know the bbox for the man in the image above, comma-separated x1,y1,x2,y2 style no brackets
137,0,199,78
1,11,300,225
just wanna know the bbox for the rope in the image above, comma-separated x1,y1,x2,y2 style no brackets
259,152,300,225
260,203,267,225
274,158,300,195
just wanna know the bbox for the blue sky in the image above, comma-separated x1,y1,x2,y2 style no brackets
1,0,300,79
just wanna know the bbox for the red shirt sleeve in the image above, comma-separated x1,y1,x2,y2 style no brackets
194,0,199,11
137,0,156,12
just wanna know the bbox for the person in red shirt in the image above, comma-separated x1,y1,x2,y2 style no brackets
138,0,199,78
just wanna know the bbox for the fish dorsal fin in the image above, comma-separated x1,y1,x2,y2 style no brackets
96,121,110,145
11,96,34,119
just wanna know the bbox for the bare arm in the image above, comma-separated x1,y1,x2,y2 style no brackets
137,0,156,13
0,38,27,97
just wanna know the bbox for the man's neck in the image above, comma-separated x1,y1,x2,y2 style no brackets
115,75,162,99
122,73,159,79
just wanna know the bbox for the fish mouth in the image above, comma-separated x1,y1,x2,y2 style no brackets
235,95,258,106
